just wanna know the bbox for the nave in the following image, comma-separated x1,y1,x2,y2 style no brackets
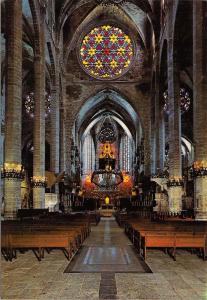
2,217,207,300
1,1,207,299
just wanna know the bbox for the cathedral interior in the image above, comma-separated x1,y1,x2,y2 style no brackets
1,0,207,299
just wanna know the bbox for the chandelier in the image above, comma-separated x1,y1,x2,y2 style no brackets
163,87,191,114
96,0,126,6
91,168,123,190
25,91,51,118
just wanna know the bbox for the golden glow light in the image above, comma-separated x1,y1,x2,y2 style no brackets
32,176,47,182
105,196,110,205
1,162,24,180
100,143,114,158
131,190,137,196
169,176,183,181
193,160,207,169
85,175,91,184
4,162,22,172
123,174,130,183
78,190,83,196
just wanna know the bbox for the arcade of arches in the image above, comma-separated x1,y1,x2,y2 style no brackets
1,1,207,299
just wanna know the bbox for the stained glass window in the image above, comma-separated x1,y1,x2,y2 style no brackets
82,134,95,175
79,25,133,79
24,91,51,118
163,87,191,114
119,134,132,172
98,126,116,143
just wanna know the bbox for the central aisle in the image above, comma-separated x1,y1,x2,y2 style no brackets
3,217,206,299
65,217,151,273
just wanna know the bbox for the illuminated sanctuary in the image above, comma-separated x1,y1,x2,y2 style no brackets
1,1,207,299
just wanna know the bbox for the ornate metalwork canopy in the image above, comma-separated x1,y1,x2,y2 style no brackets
91,169,123,190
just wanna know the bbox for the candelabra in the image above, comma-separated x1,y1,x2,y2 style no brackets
1,162,24,180
31,176,47,188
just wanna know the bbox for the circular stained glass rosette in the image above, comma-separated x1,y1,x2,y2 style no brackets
79,25,134,79
25,92,51,118
99,127,116,144
96,0,125,5
163,88,191,114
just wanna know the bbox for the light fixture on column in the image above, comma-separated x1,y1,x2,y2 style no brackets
163,87,191,114
167,176,184,187
1,162,24,180
24,91,51,118
190,161,207,177
31,176,47,188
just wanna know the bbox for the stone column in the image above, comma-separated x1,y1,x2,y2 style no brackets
33,53,45,207
143,96,151,176
4,0,22,219
65,101,75,176
60,109,66,172
167,30,183,214
150,81,156,174
193,1,207,220
65,123,72,176
0,81,5,209
154,84,165,171
50,85,60,191
150,130,156,174
144,130,151,176
154,72,161,172
159,113,165,170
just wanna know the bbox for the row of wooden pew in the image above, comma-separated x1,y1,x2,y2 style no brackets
1,214,91,262
124,217,207,261
115,212,130,227
17,209,101,225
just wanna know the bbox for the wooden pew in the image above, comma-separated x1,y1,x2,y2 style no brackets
174,233,206,260
2,228,81,261
1,215,91,261
17,209,49,220
6,232,73,261
123,217,207,261
140,232,206,261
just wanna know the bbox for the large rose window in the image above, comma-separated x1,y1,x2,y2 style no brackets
79,25,134,79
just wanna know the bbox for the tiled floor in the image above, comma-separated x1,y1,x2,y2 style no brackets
2,217,207,299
